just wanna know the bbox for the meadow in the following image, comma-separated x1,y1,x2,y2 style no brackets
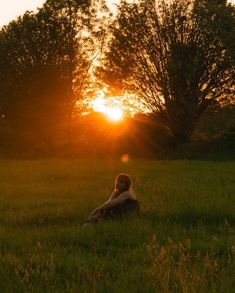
0,159,234,292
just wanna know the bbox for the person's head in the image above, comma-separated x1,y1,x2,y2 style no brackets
115,173,133,193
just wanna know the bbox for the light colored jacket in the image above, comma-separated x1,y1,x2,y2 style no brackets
93,190,136,214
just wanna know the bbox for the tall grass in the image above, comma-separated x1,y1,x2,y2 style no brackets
0,159,234,292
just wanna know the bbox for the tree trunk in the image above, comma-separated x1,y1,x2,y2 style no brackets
169,112,197,143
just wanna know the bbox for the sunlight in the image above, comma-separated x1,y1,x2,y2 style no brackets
77,87,150,121
0,0,45,27
92,97,107,113
106,106,123,121
91,96,124,122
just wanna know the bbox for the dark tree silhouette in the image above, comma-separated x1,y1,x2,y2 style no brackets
0,0,107,153
99,0,235,142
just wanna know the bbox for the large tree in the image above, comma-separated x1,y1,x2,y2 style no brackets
99,0,235,142
0,0,106,152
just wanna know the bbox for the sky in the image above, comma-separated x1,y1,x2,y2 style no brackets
0,0,122,27
0,0,45,27
0,0,234,27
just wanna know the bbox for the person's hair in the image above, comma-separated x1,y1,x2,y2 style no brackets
115,173,133,192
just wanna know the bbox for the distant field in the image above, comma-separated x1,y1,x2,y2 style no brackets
0,159,234,292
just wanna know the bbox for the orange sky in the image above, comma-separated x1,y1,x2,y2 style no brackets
1,0,233,27
0,0,124,27
0,0,45,27
0,0,234,27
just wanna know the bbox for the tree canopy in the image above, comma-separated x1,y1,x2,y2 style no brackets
99,0,235,142
0,0,106,152
0,0,234,156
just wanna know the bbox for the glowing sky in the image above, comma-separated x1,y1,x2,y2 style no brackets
0,0,45,27
0,0,122,27
0,0,234,27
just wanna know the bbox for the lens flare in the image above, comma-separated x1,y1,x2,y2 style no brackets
121,154,129,162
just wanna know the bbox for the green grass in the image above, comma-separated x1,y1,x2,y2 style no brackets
0,159,234,292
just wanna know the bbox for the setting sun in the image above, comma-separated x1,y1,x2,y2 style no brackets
91,97,124,122
106,107,123,121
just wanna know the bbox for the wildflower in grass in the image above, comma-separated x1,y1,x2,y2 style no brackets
147,235,232,292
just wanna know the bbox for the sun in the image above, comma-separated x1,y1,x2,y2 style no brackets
106,106,123,121
91,97,124,122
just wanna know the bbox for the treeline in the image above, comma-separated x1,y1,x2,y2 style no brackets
0,0,107,156
0,0,234,158
1,106,234,158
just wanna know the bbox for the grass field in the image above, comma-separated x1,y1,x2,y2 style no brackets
0,159,234,292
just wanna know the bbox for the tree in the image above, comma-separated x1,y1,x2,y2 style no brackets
99,0,235,142
0,0,107,153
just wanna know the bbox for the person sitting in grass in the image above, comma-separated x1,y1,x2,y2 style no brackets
86,173,140,224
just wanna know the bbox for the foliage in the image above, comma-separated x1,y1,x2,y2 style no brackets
62,112,176,158
99,0,235,142
0,159,234,292
0,0,107,151
1,107,235,159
